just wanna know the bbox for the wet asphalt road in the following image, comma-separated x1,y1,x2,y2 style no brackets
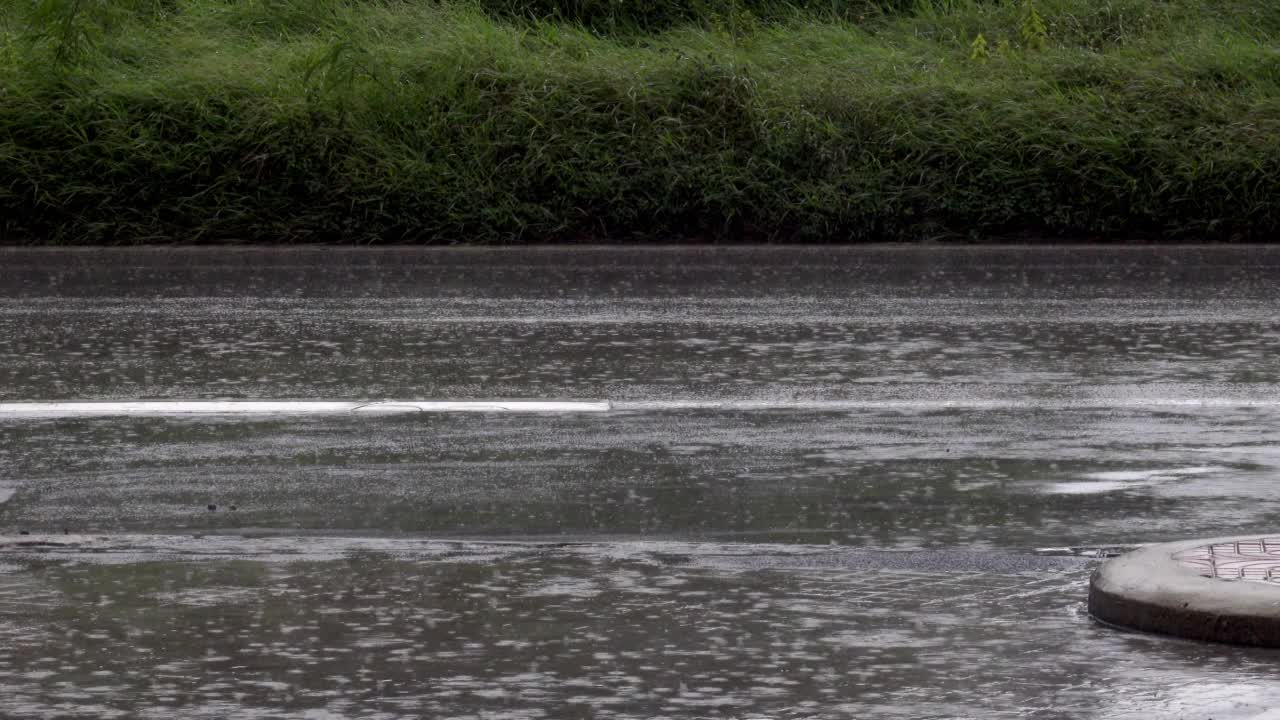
2,246,1280,719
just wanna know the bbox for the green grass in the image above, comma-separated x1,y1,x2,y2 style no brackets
1,0,1278,243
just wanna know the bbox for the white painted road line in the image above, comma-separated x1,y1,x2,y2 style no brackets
612,399,1280,410
0,401,612,418
3,398,1280,419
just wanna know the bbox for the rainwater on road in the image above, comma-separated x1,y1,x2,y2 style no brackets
2,246,1279,719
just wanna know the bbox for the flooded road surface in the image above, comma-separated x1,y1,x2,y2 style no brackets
3,247,1280,718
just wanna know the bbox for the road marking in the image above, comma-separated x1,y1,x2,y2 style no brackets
0,401,612,418
611,399,1280,410
3,398,1279,419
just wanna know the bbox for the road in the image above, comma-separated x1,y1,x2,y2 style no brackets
2,246,1280,718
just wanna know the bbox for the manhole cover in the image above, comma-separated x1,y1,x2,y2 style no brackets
1173,538,1280,584
1089,535,1280,647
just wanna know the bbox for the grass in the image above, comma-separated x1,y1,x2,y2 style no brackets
0,0,1278,243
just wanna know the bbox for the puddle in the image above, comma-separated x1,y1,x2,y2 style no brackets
1085,466,1222,482
1039,466,1225,495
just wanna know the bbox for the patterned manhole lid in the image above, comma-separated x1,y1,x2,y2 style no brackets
1173,537,1280,584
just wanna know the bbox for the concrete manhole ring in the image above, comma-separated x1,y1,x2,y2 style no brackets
1089,535,1280,647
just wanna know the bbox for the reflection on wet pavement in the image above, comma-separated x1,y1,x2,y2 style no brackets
6,303,1280,401
4,247,1280,718
0,546,1278,719
4,246,1280,402
4,409,1280,547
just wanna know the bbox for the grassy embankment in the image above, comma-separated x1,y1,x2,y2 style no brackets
0,0,1278,243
